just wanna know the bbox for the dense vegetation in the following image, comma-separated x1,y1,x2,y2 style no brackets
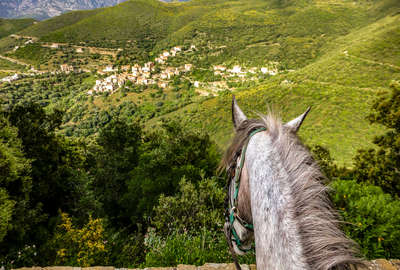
1,0,397,164
0,0,399,267
1,81,400,268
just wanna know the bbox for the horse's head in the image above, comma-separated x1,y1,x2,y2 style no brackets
223,96,362,270
223,95,310,256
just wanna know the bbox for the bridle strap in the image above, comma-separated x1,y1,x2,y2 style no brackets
225,127,267,269
224,222,242,270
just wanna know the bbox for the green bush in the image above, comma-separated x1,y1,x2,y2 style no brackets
352,81,400,196
143,228,255,267
152,177,225,236
330,180,400,259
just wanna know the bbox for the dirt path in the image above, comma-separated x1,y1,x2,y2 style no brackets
0,54,30,67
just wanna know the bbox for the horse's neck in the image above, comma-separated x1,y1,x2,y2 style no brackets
246,134,310,270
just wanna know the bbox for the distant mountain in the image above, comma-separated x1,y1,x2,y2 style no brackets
0,0,128,20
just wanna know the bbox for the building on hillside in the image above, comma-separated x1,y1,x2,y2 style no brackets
160,72,168,80
50,43,59,49
60,64,74,73
190,44,196,50
229,65,242,74
142,66,150,73
171,46,182,53
260,67,277,76
1,73,19,83
194,81,200,88
127,74,137,81
163,51,170,57
76,47,84,53
158,81,168,88
155,57,165,64
13,46,19,51
24,40,33,45
145,62,154,70
213,65,226,72
103,65,116,73
121,65,131,72
184,64,193,71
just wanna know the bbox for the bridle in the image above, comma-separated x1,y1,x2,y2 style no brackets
224,127,266,270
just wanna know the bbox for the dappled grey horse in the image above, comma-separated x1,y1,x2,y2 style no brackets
222,96,363,270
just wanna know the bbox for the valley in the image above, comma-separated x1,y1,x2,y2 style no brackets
0,0,399,165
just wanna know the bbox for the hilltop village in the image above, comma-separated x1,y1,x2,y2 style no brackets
85,44,279,96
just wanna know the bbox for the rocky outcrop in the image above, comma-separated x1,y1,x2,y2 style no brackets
0,0,127,20
12,260,400,270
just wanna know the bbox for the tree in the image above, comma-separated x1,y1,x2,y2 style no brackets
0,115,31,243
352,81,400,197
5,103,90,265
125,121,220,227
90,119,142,229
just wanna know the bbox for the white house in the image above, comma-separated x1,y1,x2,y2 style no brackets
230,65,242,74
184,64,193,71
1,73,19,83
155,57,165,64
103,66,115,72
213,65,226,71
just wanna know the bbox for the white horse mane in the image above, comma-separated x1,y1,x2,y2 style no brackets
222,104,364,270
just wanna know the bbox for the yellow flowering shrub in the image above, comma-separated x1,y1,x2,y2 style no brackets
54,212,107,266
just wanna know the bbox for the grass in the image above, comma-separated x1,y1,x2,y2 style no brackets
148,11,400,165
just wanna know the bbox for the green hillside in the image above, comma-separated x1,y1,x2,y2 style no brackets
0,18,36,39
1,0,399,165
19,0,377,68
18,9,103,38
149,5,400,165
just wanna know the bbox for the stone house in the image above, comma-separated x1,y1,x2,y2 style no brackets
60,64,74,73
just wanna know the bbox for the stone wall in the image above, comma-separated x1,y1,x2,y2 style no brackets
12,260,400,270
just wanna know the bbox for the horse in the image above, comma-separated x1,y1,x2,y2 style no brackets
222,96,364,270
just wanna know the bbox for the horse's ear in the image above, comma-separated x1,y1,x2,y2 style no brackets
284,107,311,132
232,95,247,130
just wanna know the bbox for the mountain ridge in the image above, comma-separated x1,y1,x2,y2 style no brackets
0,0,128,20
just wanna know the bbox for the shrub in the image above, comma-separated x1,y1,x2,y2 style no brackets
143,228,255,267
152,177,225,236
352,81,400,196
330,180,400,259
53,212,107,266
